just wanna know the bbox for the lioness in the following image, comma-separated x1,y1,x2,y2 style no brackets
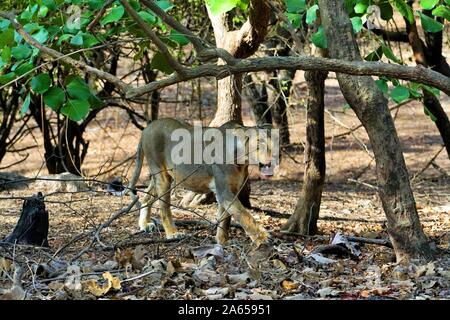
128,118,275,247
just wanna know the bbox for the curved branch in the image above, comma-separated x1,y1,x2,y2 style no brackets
126,56,450,98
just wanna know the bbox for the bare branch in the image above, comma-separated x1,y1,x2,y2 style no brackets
119,0,186,75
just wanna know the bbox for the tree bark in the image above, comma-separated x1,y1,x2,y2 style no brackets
203,1,270,206
318,0,432,262
244,75,271,126
283,69,327,234
207,0,270,126
403,6,450,159
3,192,49,247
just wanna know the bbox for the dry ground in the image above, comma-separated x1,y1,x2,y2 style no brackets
1,72,450,299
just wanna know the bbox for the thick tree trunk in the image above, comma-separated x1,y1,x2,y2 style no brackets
203,1,270,206
211,75,243,126
283,69,327,234
207,0,270,126
318,0,432,262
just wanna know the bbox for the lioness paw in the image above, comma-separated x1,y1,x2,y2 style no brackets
140,222,157,233
166,231,185,240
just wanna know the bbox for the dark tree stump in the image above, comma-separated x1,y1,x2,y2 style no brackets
3,192,49,247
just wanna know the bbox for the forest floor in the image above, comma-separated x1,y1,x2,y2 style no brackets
1,74,450,300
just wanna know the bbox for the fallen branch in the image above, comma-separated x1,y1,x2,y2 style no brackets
346,236,393,248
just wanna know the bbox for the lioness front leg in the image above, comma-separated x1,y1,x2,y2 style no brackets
155,174,183,239
219,193,269,246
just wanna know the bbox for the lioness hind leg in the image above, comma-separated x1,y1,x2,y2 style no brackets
138,180,157,232
215,204,231,245
219,193,269,246
155,174,181,239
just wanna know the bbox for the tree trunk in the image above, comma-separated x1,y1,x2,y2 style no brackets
204,1,270,206
283,69,327,234
244,75,271,126
318,0,432,262
269,69,293,147
3,192,49,247
207,0,270,126
403,6,450,159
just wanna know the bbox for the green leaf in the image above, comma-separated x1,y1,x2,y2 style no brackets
88,94,104,109
32,28,49,43
57,34,73,45
31,74,52,94
156,0,174,11
364,46,383,61
419,0,439,10
61,99,90,121
354,1,369,14
351,16,363,33
390,0,414,23
382,44,402,63
0,72,16,85
375,79,388,94
138,11,157,24
286,13,302,28
11,45,32,59
82,33,99,47
20,93,31,117
379,1,394,20
67,77,91,100
44,86,65,110
101,5,125,25
311,26,327,49
205,0,239,16
345,0,356,13
20,92,31,117
39,5,49,18
169,29,190,46
390,85,410,103
432,5,450,21
70,33,84,46
43,0,57,10
15,62,34,76
285,0,307,13
306,4,319,25
151,51,174,74
0,29,15,49
418,11,444,32
1,46,11,64
88,0,104,10
424,106,437,122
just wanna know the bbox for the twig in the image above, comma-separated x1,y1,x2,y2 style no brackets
86,0,114,31
348,178,379,190
119,0,186,75
411,145,446,182
0,154,29,170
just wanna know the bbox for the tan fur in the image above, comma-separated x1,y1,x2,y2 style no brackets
128,118,270,246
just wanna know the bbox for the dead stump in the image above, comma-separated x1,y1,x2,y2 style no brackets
2,192,49,247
